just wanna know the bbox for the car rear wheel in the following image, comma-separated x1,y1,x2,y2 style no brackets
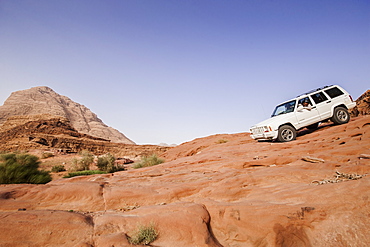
277,125,296,142
331,107,350,125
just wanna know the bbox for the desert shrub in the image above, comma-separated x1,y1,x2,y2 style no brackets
70,158,80,171
216,139,229,144
63,170,106,178
133,154,164,169
41,152,54,159
79,150,94,170
71,151,94,171
51,165,66,173
128,223,158,245
97,153,124,173
0,153,52,184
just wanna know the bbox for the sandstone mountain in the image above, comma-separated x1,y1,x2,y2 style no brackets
0,86,134,144
0,115,369,246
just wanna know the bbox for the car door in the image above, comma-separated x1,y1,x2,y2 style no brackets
309,91,332,120
295,96,320,128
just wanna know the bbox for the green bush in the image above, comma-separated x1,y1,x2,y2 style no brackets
79,150,94,170
128,223,158,245
97,153,124,173
51,165,66,173
71,151,94,171
63,170,106,178
133,154,164,169
0,153,52,184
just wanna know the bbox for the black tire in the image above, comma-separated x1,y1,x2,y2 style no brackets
277,125,296,142
331,107,350,125
306,123,319,130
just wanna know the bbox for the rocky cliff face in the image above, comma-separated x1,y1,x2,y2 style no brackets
0,86,134,144
350,89,370,116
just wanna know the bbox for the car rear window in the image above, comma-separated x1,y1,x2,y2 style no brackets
325,87,344,98
311,92,328,104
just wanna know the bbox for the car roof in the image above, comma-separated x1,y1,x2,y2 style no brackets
296,85,336,97
276,85,339,106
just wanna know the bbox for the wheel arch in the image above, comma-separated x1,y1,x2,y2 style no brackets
278,122,297,130
330,104,348,117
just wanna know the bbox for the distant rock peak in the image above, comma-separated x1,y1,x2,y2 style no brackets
0,86,135,144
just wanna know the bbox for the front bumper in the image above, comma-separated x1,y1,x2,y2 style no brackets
250,126,277,140
250,132,276,140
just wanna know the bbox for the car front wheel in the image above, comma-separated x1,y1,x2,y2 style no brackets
277,125,296,142
331,107,350,125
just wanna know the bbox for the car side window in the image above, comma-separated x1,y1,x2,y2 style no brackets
325,87,344,98
311,92,328,104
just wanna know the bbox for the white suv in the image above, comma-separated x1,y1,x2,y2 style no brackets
250,85,356,142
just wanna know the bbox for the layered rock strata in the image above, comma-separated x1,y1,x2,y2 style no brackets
0,114,169,157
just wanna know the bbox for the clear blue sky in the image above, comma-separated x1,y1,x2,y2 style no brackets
0,0,369,145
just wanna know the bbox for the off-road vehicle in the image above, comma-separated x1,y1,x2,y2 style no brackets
250,85,356,142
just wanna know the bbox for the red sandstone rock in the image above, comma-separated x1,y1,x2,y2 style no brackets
0,116,370,246
0,210,94,246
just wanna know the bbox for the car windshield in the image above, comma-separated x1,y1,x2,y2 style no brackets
271,100,296,117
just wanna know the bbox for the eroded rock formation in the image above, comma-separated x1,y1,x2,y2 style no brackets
350,89,370,116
